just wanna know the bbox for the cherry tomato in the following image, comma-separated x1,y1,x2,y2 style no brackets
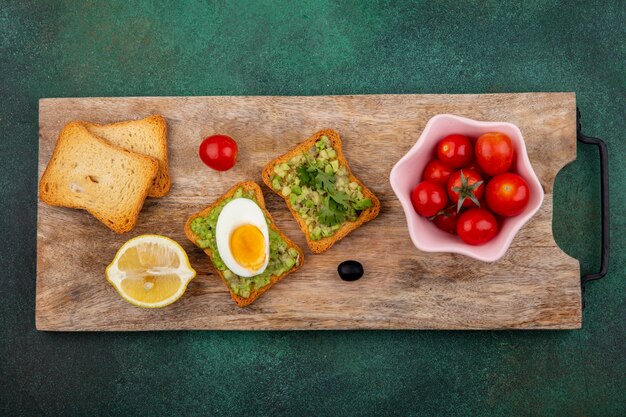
486,173,530,217
411,181,449,217
447,169,484,210
433,206,459,234
457,208,498,245
465,161,488,179
199,134,238,171
422,159,453,186
437,134,474,168
475,132,514,176
478,193,490,212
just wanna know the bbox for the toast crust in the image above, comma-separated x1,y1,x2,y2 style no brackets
184,181,305,307
262,129,381,254
38,122,158,234
81,115,170,197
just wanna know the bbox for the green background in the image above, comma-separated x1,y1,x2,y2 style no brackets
1,0,624,415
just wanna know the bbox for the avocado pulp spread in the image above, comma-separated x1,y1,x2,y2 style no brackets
270,135,372,241
189,187,300,298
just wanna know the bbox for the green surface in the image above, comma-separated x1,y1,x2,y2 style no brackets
1,0,624,415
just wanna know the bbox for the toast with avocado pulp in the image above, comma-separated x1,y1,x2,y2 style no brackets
184,181,304,307
262,129,381,254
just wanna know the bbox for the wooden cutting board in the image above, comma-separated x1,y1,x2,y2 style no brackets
36,93,581,331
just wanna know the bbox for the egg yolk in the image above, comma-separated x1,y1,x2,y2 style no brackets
229,224,266,272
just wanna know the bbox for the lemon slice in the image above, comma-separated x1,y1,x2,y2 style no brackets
106,235,196,308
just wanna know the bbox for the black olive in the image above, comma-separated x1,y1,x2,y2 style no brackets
337,260,363,281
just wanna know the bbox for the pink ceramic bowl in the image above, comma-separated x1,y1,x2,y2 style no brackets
389,114,544,262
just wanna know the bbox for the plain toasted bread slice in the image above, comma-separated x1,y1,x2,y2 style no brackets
81,115,170,197
39,122,159,234
184,181,304,307
262,129,381,254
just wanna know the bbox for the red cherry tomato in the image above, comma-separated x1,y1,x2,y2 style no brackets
457,208,498,245
422,160,453,186
437,134,474,168
478,192,490,212
433,206,459,234
486,173,530,217
475,132,514,176
411,181,449,217
199,135,238,171
465,161,488,179
447,169,485,210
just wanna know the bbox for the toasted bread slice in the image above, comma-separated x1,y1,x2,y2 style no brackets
262,129,380,254
82,115,170,197
184,181,304,307
39,122,158,234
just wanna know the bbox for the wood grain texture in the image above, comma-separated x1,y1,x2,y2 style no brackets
36,93,580,331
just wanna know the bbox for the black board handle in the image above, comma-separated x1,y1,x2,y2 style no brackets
576,108,610,307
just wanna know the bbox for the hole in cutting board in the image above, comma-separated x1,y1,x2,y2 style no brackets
552,144,601,275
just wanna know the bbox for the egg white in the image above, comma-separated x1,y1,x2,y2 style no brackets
215,198,270,277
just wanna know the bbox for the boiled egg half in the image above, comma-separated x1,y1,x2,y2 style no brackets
216,198,269,277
